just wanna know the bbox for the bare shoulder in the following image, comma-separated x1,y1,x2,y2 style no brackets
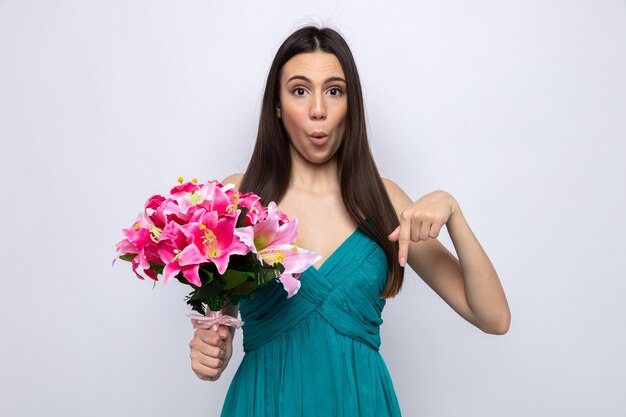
381,177,413,216
222,173,244,189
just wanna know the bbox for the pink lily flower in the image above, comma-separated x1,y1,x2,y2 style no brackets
183,209,250,275
278,273,302,298
201,181,236,215
145,194,166,212
224,189,265,226
158,221,205,287
169,180,232,217
116,211,162,280
235,202,321,297
144,194,176,229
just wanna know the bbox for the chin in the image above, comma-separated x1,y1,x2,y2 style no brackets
290,142,339,165
302,153,336,165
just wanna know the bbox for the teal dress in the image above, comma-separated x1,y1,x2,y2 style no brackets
220,227,402,416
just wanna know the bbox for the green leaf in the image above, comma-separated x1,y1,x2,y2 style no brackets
236,207,249,228
186,297,206,315
230,281,260,296
199,268,214,285
118,253,137,262
205,294,226,312
256,264,283,285
185,285,227,313
148,262,165,275
221,269,255,290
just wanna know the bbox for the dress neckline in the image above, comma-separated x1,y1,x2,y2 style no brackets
309,227,361,275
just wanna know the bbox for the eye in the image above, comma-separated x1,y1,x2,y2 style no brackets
327,87,343,96
293,87,307,96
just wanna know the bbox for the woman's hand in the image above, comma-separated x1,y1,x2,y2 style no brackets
387,190,458,266
189,325,233,381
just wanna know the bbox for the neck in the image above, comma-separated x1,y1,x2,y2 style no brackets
288,146,341,194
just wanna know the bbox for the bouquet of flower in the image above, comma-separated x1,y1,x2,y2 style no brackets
115,177,320,330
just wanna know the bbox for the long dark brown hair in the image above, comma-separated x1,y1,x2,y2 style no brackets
239,26,404,298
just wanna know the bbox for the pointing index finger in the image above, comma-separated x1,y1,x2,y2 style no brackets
398,214,411,267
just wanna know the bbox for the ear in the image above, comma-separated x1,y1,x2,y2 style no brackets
276,107,281,118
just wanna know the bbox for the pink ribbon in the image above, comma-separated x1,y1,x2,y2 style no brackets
188,310,244,331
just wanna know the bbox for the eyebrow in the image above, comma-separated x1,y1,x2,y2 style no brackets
286,75,347,84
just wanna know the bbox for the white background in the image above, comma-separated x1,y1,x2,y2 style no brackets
1,1,625,416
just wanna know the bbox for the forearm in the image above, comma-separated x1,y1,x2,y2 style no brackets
447,207,510,334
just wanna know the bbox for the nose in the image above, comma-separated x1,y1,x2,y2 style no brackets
309,93,327,120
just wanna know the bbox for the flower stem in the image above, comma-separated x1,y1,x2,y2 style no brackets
205,294,226,313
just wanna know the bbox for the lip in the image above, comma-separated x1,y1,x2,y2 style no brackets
309,131,329,145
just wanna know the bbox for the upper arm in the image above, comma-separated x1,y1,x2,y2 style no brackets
222,173,244,189
382,178,478,326
381,178,412,220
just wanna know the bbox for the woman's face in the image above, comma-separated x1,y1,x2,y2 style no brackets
278,52,348,165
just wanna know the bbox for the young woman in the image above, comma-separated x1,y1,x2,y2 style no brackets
189,26,510,416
